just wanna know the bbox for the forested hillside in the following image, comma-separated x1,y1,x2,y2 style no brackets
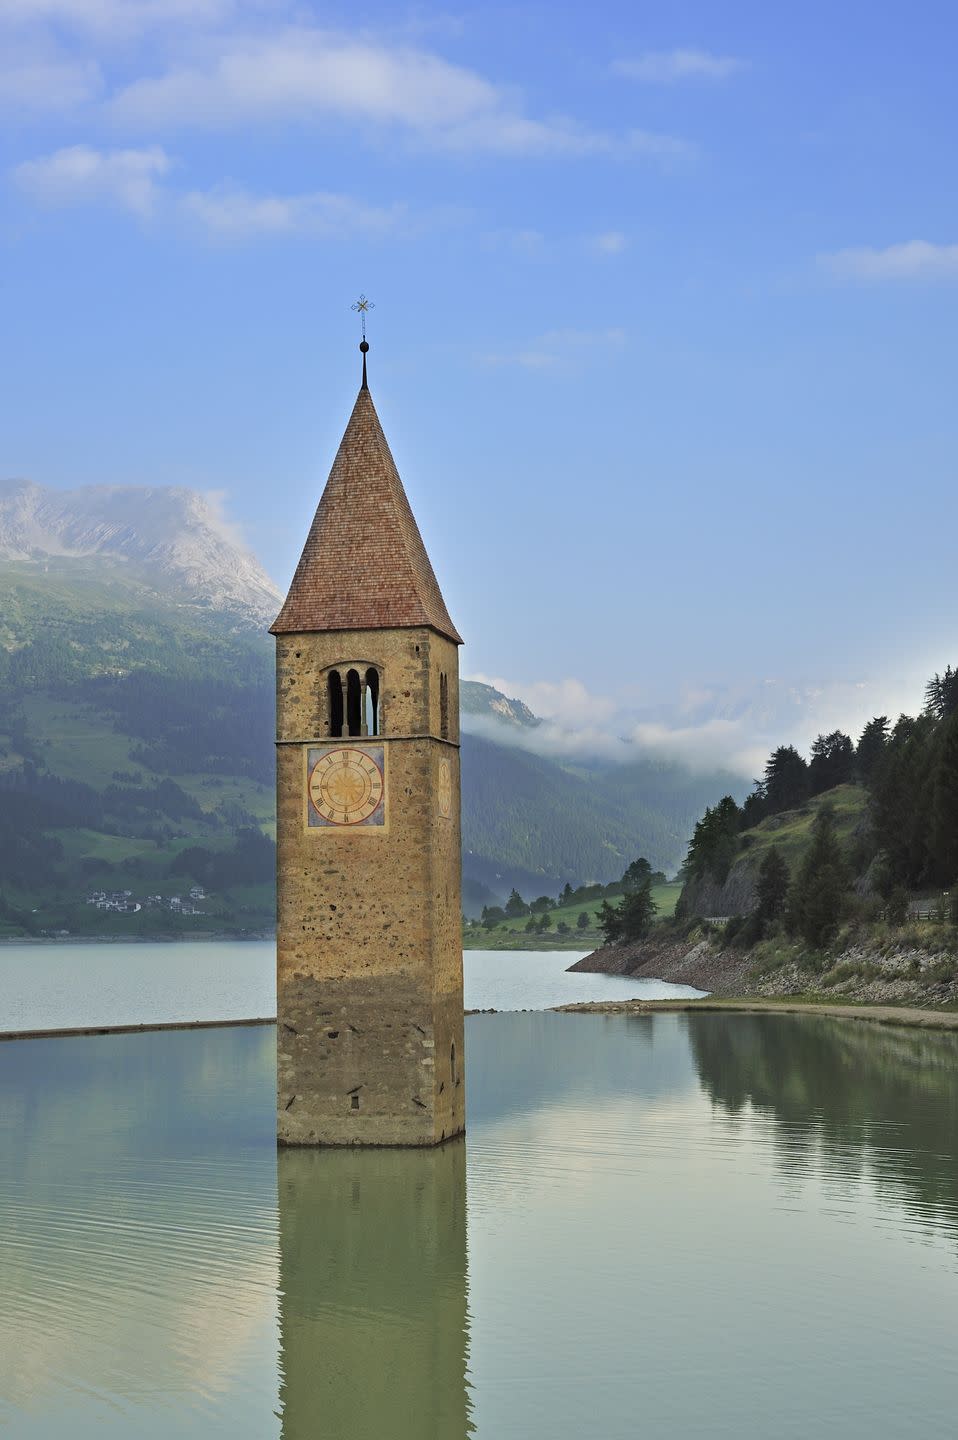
0,526,743,935
461,731,738,903
675,666,958,951
0,558,277,936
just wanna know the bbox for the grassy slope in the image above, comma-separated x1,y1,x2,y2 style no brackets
465,882,683,951
737,784,867,869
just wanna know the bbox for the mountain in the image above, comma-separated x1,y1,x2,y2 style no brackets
459,728,743,909
0,480,280,626
460,680,539,728
0,481,743,934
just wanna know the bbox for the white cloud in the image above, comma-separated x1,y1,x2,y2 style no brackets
13,144,171,215
0,0,236,34
820,240,958,281
103,26,645,156
479,327,625,370
470,674,618,729
0,53,100,108
590,230,628,255
462,658,950,779
182,183,404,236
627,128,695,164
614,48,746,83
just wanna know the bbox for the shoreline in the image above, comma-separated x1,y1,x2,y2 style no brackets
0,1015,276,1043
5,995,958,1043
0,933,275,946
552,996,958,1031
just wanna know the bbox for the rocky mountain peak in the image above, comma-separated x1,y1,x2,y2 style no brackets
0,479,281,626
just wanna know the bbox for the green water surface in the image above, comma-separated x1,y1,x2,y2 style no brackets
1,1012,957,1437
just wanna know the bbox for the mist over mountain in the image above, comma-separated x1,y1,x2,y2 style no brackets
0,480,280,626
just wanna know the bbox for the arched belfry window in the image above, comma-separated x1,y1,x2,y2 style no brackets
327,671,344,738
440,673,449,740
327,665,382,737
364,668,380,737
346,669,362,737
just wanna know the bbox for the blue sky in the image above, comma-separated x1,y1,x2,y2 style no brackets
2,0,957,773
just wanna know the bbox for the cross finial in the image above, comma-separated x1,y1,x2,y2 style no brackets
351,294,374,387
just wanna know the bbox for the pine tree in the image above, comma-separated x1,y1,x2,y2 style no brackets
577,911,590,930
598,882,657,945
786,805,848,950
622,857,653,893
764,746,809,813
930,708,958,884
504,888,528,918
856,716,889,783
755,846,789,923
808,731,854,795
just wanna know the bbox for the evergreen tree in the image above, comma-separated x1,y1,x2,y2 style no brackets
622,857,653,893
870,713,937,888
808,731,854,795
856,716,889,783
930,708,958,884
684,796,742,884
598,882,657,945
763,746,809,813
740,782,767,829
560,881,574,906
786,804,848,950
925,666,958,720
535,912,552,933
504,887,528,918
577,910,590,930
755,846,789,923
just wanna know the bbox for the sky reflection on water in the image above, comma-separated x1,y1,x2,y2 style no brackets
1,1013,957,1437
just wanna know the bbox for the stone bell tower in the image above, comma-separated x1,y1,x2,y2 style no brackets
270,337,464,1147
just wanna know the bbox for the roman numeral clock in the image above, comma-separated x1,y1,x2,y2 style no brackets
306,745,386,828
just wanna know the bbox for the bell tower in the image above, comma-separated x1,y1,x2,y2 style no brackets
271,338,464,1147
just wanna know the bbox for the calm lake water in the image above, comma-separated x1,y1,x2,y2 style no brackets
0,942,703,1033
2,1011,957,1437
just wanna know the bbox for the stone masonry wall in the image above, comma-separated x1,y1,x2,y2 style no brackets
275,625,463,1146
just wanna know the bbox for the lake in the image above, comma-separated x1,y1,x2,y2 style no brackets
0,942,704,1034
2,1008,957,1437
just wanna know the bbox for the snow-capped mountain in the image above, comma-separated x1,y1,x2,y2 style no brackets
0,480,281,625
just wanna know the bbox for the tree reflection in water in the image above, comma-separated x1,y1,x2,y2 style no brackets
277,1139,474,1440
684,1012,958,1231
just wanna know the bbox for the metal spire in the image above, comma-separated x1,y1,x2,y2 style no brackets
351,294,374,388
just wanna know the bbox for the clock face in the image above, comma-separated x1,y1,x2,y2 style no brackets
307,745,385,828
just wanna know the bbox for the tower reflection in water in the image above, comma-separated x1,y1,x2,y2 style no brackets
277,1139,474,1440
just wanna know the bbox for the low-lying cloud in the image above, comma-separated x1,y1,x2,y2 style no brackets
464,659,952,780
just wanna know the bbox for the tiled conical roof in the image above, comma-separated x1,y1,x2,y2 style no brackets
270,383,462,644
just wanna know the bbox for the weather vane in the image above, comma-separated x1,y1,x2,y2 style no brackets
352,294,374,387
351,293,374,340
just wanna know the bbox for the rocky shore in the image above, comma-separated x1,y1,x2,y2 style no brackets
570,928,958,1007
